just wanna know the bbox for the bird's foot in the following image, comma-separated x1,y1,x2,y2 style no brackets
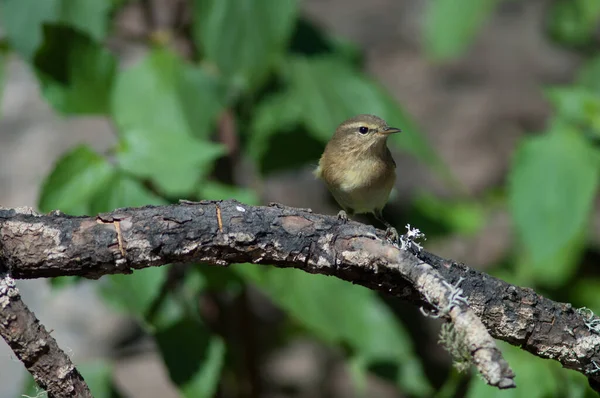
385,227,399,243
337,210,349,223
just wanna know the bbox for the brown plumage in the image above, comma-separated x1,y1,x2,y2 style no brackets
314,114,401,240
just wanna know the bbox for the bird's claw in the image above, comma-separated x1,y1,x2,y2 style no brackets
385,227,399,243
337,210,349,223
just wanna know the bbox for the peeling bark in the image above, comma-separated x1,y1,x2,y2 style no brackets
1,201,600,392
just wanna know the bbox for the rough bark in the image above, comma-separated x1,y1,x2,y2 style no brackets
0,270,92,397
1,201,599,392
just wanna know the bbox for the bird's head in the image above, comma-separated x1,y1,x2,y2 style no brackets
331,114,401,153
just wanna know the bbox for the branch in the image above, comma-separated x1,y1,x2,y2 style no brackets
0,269,92,398
1,201,599,391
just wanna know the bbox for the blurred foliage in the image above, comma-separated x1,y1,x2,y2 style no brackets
0,0,599,397
424,0,498,61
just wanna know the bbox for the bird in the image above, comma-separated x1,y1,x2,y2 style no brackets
314,114,401,241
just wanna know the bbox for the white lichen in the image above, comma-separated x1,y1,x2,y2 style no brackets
57,364,74,379
0,275,19,307
399,224,426,251
577,307,600,334
588,360,600,375
419,277,468,319
21,385,48,398
115,258,127,267
230,232,255,243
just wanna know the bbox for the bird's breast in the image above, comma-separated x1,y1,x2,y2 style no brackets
320,156,396,213
337,157,395,191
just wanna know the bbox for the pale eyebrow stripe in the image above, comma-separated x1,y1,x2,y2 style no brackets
344,122,376,129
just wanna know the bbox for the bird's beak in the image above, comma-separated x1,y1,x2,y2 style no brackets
378,126,402,135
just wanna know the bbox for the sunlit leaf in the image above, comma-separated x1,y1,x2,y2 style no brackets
284,56,442,169
0,0,57,60
112,49,227,195
112,48,227,140
546,87,600,135
0,0,111,60
192,0,298,91
56,0,112,42
116,128,225,196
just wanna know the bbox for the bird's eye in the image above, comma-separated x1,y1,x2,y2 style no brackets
358,126,369,134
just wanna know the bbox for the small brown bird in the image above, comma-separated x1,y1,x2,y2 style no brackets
314,114,401,241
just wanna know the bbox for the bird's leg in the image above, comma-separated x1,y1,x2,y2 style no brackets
337,208,353,223
374,209,399,243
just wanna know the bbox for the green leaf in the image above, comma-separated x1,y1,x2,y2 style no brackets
572,279,600,314
112,49,227,195
77,360,116,398
34,24,117,114
508,129,599,286
423,0,497,61
0,0,111,60
577,56,600,94
39,145,115,215
285,56,442,169
155,317,225,398
192,0,298,91
90,173,168,215
247,91,302,163
99,266,167,320
546,87,600,135
236,265,432,395
112,48,227,140
199,181,259,205
0,0,57,60
549,0,600,47
413,192,486,235
56,0,112,42
116,127,226,196
288,17,362,64
148,270,208,330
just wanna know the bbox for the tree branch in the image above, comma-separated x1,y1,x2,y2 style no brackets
1,201,599,391
0,269,92,397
